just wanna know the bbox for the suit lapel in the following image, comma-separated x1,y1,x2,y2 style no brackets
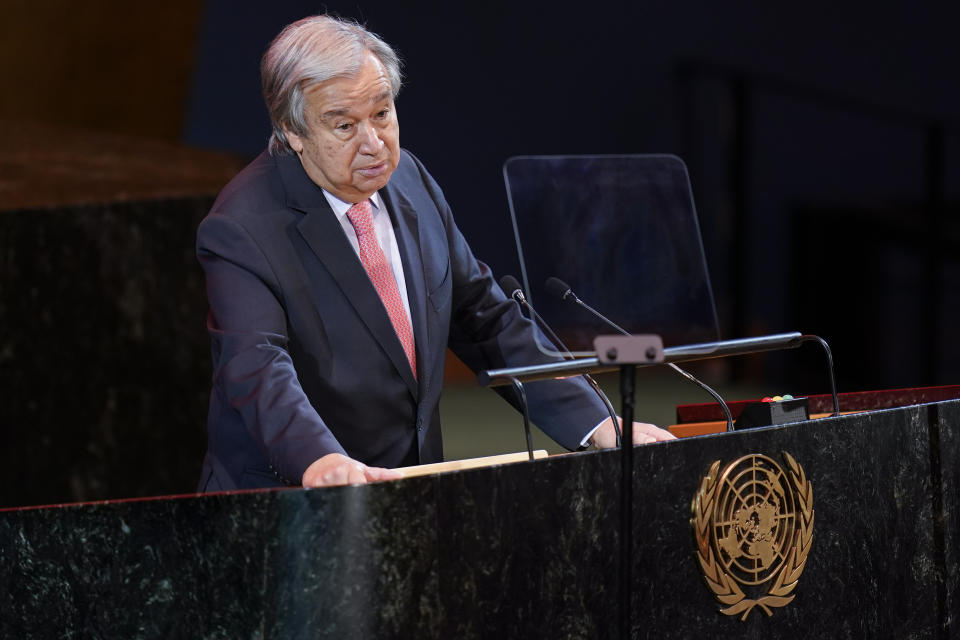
280,155,418,398
381,185,430,399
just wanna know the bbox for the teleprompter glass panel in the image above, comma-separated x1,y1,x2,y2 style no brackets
503,154,719,355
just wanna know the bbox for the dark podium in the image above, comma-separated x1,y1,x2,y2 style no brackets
3,395,960,638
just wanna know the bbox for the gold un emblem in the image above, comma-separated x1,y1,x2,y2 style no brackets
691,453,814,621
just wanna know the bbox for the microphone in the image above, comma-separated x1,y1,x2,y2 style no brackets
544,277,735,432
544,277,574,303
502,276,571,361
501,274,530,306
500,275,622,447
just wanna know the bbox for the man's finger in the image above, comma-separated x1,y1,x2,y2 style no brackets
365,466,403,482
322,465,351,486
346,464,368,485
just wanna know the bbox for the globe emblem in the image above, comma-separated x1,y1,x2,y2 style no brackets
712,454,797,585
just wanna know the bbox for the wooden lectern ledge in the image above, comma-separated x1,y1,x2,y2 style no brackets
394,450,549,478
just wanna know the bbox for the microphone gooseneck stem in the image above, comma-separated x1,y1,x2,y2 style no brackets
501,275,621,447
664,362,734,432
573,295,630,335
618,363,635,640
554,278,735,432
523,305,621,446
800,334,841,416
505,376,534,460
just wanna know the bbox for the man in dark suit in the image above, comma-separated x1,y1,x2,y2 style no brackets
196,15,673,492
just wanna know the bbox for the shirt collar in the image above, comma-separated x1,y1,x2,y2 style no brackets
323,190,383,222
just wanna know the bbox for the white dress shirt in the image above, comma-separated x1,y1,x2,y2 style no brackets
322,190,413,326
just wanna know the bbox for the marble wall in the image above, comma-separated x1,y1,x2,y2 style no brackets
0,197,213,507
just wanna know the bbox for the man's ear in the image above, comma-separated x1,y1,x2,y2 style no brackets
284,126,304,154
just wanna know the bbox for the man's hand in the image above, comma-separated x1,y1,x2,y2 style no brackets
301,453,403,488
589,417,676,449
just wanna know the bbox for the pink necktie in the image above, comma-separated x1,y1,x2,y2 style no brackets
346,200,417,378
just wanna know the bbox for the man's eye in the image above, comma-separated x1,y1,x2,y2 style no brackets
375,110,388,119
336,123,353,131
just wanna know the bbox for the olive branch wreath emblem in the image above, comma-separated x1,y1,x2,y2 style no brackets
691,452,815,621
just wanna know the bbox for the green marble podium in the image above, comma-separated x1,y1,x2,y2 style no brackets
2,399,959,638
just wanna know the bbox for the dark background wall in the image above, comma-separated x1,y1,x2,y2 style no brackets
3,0,955,389
181,0,960,390
1,1,958,505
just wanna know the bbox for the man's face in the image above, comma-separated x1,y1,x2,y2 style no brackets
285,52,400,202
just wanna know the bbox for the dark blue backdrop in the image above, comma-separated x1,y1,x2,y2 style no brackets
183,1,960,389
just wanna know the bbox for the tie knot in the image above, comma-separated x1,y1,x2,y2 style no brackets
346,200,374,237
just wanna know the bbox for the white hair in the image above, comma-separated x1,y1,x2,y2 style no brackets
261,15,403,155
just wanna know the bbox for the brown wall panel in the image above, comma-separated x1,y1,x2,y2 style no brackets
0,0,203,140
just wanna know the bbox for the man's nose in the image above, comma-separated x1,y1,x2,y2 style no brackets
357,121,384,154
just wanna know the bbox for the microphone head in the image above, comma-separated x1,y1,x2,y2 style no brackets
544,277,573,301
499,275,526,303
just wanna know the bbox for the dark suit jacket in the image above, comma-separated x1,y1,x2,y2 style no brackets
196,149,607,491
